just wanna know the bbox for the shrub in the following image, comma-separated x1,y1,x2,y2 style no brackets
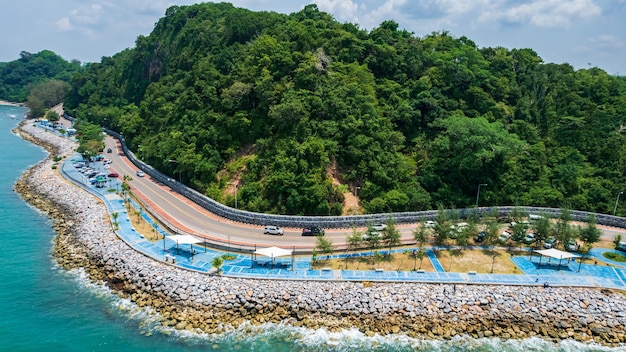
603,252,626,263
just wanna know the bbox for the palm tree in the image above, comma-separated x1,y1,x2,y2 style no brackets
111,212,119,230
211,257,224,273
315,234,335,261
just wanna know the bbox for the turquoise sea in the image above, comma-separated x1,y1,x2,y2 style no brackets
1,104,623,351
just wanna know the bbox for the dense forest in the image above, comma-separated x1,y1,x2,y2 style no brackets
0,50,83,103
60,3,626,216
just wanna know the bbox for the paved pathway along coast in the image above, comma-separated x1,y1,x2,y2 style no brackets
13,120,626,346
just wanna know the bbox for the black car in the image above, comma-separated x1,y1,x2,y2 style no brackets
107,148,112,153
302,226,325,236
474,231,487,243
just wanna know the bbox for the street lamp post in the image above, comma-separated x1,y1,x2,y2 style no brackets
168,159,181,182
491,254,497,273
475,183,488,207
614,191,623,216
355,186,361,198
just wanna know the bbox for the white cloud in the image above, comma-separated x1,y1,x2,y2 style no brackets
478,0,602,28
313,0,361,23
56,17,72,31
575,34,625,53
368,0,409,22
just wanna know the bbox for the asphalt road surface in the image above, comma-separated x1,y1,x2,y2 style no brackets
98,133,621,251
101,135,397,249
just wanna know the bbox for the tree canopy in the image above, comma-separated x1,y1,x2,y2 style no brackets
60,3,626,216
0,50,82,103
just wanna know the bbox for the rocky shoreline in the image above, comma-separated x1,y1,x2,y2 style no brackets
13,121,626,346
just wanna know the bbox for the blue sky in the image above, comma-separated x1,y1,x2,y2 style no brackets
1,0,625,75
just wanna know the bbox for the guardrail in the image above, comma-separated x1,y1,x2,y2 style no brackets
64,113,626,232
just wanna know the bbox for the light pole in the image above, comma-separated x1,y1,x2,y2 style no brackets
491,254,497,273
475,183,487,207
168,159,181,182
614,191,624,216
355,186,361,198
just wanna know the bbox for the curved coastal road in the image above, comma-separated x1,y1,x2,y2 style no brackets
102,134,624,249
102,136,412,249
50,96,616,250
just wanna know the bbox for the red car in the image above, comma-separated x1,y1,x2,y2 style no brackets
107,172,119,178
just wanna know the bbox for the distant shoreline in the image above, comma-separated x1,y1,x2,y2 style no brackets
0,100,26,107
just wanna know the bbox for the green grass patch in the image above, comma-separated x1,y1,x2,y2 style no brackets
603,251,626,262
221,254,236,261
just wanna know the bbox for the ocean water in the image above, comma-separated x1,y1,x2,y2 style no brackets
1,104,624,352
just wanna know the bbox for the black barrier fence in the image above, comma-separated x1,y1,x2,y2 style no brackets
65,113,626,231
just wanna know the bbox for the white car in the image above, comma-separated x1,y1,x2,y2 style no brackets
363,231,381,241
566,240,579,252
451,222,469,232
523,233,536,244
136,170,145,177
263,226,284,236
372,223,387,231
424,220,436,228
498,231,511,242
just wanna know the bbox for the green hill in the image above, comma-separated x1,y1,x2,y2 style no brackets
0,50,82,103
63,2,626,216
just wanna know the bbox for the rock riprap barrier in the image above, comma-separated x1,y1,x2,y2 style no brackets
13,121,626,346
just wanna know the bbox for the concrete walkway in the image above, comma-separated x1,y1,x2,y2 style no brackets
60,152,626,289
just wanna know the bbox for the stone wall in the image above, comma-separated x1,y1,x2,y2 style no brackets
13,121,626,346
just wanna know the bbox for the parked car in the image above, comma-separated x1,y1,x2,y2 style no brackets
498,231,511,243
107,148,112,153
424,220,436,228
566,240,579,252
107,172,119,178
510,220,529,227
302,226,325,236
474,231,487,243
449,222,469,239
617,242,626,252
543,237,557,249
263,226,284,236
136,170,145,177
522,233,536,245
372,223,387,231
451,222,469,231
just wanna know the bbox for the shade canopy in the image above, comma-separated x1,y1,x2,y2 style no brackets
169,234,203,245
254,246,292,258
534,248,579,260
